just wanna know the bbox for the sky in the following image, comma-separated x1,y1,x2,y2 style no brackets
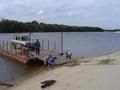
0,0,120,29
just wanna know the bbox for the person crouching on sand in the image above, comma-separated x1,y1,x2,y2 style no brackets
48,55,57,68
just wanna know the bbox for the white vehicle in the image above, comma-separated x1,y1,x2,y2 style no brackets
11,34,35,51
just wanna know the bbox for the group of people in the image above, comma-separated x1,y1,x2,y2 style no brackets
22,39,72,69
45,50,72,68
22,39,72,60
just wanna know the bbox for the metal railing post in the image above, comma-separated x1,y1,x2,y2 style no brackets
11,42,12,53
3,40,4,50
61,32,63,53
48,40,49,51
0,41,1,48
54,41,56,52
42,40,44,50
6,41,8,51
21,45,22,56
15,46,17,54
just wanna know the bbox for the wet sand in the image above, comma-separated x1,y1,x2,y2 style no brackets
4,50,120,90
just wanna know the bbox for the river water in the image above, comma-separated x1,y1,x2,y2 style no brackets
0,32,120,89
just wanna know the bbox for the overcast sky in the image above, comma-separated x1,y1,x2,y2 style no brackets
0,0,120,29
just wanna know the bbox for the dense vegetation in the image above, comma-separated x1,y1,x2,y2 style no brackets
104,29,120,32
112,29,120,32
0,19,104,33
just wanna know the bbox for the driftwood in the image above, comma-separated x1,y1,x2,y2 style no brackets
41,80,56,89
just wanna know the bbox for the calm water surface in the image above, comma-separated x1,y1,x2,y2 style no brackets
0,32,120,88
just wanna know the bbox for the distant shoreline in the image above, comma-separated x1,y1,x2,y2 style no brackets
0,31,104,33
0,19,104,33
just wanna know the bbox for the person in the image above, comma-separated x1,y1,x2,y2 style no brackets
48,55,57,68
21,45,29,56
69,53,72,59
65,50,72,59
50,56,57,67
65,50,69,58
45,55,52,66
34,39,41,55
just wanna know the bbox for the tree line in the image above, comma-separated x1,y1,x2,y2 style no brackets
0,19,104,33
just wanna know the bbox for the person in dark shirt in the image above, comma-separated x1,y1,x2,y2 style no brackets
34,39,41,55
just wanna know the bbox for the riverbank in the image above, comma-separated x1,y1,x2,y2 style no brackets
4,50,120,90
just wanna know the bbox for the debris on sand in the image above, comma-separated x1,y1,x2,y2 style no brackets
97,59,115,65
65,60,80,66
41,80,56,89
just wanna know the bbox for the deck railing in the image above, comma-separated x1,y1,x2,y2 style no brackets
38,39,61,52
0,39,62,56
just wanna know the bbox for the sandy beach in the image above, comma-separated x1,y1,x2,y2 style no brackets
4,50,120,90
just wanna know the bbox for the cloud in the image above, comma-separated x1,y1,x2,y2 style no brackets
67,12,75,16
37,10,44,15
0,0,120,29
